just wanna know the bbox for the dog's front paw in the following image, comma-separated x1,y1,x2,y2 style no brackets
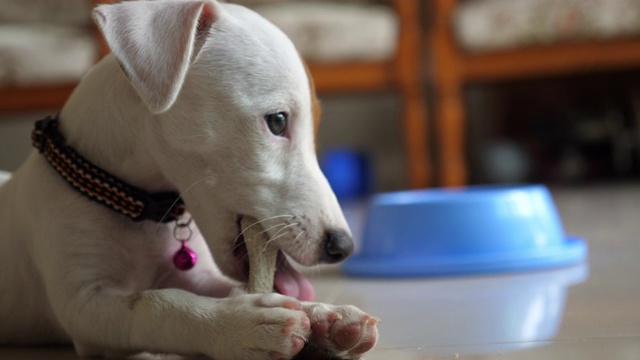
300,302,379,359
214,293,311,360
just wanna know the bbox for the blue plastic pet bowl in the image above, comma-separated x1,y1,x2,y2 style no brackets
343,184,587,277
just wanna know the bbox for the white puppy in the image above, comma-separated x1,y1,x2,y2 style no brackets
0,1,378,359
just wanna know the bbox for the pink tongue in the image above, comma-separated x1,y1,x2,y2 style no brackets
274,260,315,301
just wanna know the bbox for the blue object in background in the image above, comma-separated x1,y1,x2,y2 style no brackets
343,184,588,278
320,147,372,201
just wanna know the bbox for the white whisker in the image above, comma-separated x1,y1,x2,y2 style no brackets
264,229,293,249
293,230,306,243
262,222,300,250
259,222,288,235
232,215,294,246
154,177,207,233
267,222,299,241
259,228,306,262
226,215,294,262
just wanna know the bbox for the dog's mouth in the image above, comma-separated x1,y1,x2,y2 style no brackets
233,218,315,301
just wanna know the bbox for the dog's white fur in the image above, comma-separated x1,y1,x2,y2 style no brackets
0,1,377,359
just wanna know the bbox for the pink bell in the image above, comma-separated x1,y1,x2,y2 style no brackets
173,241,197,271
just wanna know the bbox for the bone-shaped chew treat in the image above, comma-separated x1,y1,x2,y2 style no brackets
241,216,278,294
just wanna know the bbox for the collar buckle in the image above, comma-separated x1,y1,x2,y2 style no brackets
139,191,185,223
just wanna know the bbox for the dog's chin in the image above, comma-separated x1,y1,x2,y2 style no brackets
230,217,315,301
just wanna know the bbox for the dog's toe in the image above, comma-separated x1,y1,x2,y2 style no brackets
345,316,379,357
302,303,379,359
330,313,379,358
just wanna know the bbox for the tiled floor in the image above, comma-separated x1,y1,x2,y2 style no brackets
2,184,639,359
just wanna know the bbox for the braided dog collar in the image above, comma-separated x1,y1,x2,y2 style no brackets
32,116,185,223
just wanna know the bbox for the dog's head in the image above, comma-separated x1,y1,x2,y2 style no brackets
94,0,352,296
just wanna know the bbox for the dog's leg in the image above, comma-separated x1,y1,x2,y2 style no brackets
300,302,379,359
55,287,311,360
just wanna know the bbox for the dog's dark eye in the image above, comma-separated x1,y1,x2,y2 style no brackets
265,112,287,136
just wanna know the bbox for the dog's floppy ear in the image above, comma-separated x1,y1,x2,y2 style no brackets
93,0,219,113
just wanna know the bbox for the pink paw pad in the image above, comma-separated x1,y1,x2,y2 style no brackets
348,332,377,356
335,315,380,355
270,351,285,360
282,316,310,336
309,312,339,343
291,336,305,355
332,323,362,350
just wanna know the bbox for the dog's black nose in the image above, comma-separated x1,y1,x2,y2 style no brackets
321,230,354,263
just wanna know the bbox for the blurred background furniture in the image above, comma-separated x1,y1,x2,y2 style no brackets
0,0,111,113
431,0,640,186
